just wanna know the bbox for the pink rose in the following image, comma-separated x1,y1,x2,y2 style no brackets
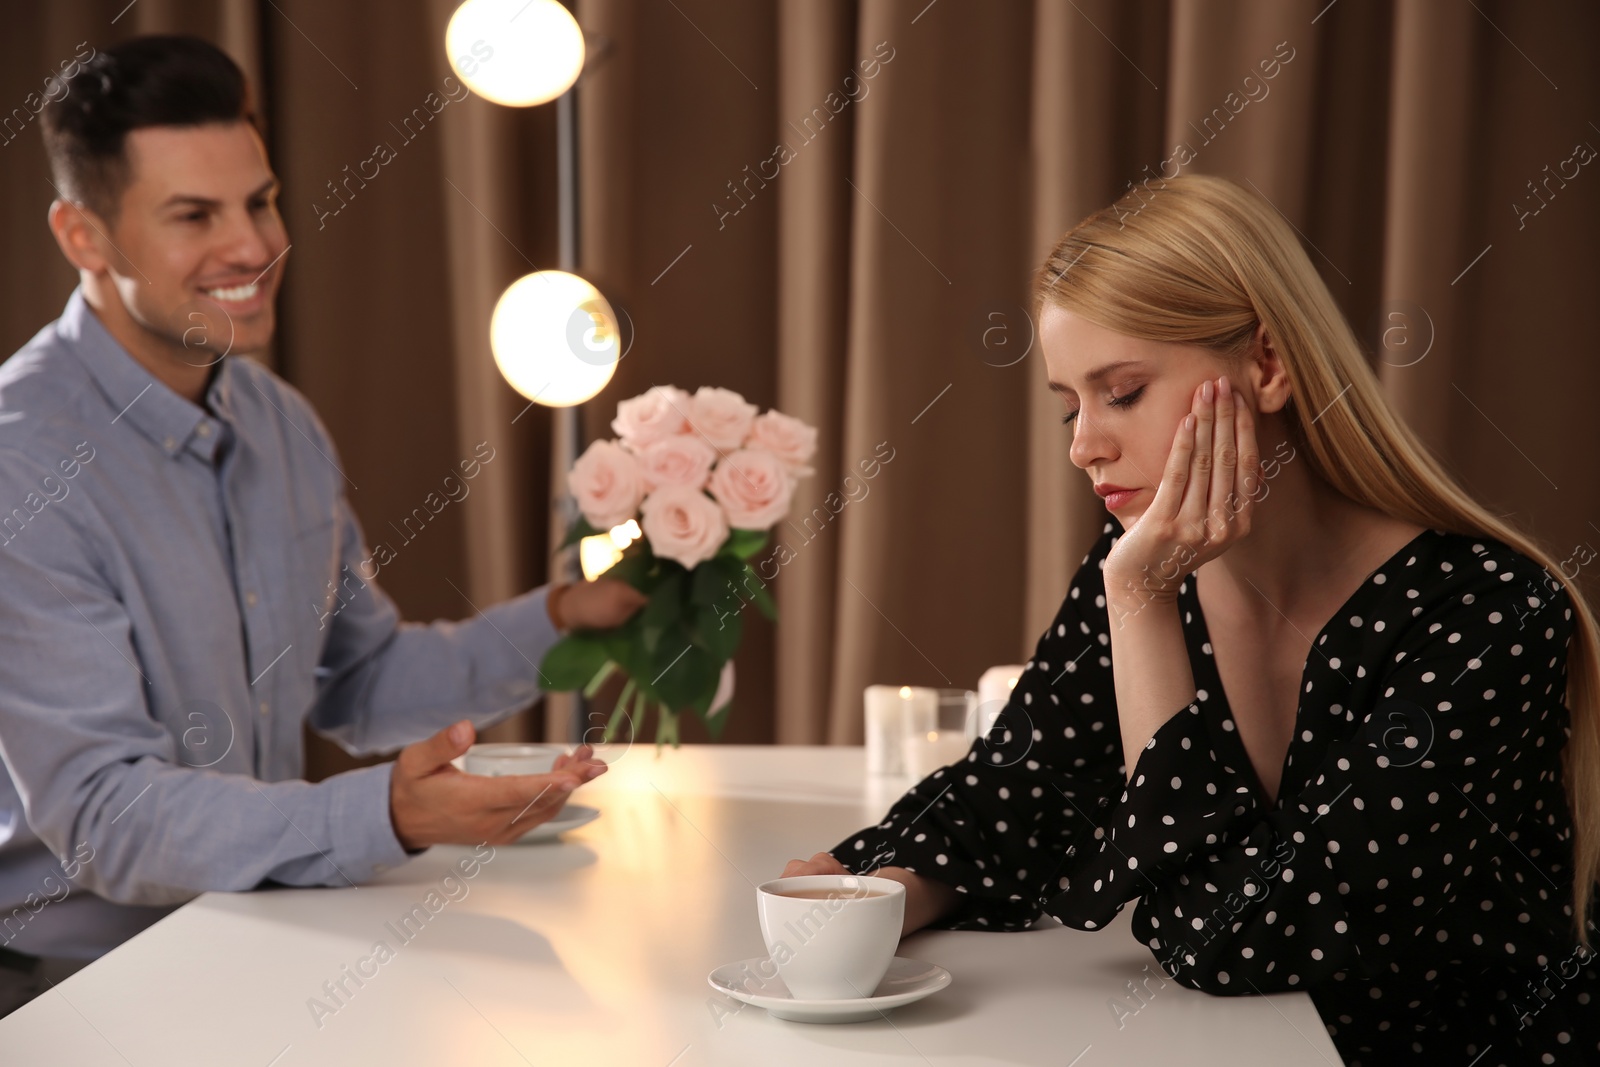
688,387,758,451
636,434,718,492
611,386,691,450
639,486,729,569
746,410,818,474
708,448,795,530
568,439,644,530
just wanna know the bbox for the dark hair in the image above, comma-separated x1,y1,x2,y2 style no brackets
41,34,256,222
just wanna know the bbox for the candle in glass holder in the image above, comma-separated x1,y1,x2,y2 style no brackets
975,664,1026,740
863,685,935,776
899,689,977,779
900,727,972,780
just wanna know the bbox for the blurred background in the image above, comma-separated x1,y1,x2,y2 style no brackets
2,0,1598,781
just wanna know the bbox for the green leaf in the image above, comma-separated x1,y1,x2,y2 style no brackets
690,556,739,607
688,672,719,717
597,612,638,652
703,700,733,741
694,601,742,661
639,571,686,632
605,545,657,590
640,623,667,658
650,631,719,714
598,616,656,685
741,561,777,620
559,515,602,550
721,528,769,561
539,635,609,691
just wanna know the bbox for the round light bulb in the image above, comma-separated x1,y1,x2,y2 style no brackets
446,0,586,107
490,271,619,407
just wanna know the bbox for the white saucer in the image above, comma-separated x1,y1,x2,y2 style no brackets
706,955,951,1023
514,804,599,843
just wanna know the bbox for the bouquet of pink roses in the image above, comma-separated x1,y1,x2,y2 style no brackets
538,385,817,746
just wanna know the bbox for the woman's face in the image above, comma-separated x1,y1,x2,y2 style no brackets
1040,305,1249,526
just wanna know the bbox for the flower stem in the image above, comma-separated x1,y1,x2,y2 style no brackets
583,660,618,698
605,678,637,743
655,704,681,752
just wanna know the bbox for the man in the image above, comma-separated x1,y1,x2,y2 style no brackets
0,35,645,1013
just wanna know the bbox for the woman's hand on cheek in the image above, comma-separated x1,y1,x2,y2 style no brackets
1104,374,1261,607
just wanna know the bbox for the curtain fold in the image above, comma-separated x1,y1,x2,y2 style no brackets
1024,0,1171,640
823,0,1039,741
1,0,1596,762
1380,2,1481,449
771,0,856,743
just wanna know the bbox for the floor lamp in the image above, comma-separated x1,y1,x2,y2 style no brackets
446,0,621,743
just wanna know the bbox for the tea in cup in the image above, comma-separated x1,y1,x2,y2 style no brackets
755,875,905,1000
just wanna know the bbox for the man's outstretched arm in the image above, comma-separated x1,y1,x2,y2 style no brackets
0,489,409,906
306,493,645,756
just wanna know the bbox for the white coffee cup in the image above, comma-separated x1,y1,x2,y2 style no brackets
755,875,905,1000
462,743,571,812
461,742,568,776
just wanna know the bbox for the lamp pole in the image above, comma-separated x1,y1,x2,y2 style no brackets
548,84,587,744
444,0,614,744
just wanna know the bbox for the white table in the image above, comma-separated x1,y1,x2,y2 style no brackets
0,745,1343,1065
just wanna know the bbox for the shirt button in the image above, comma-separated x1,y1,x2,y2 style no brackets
258,701,269,716
163,436,176,450
196,423,211,437
245,591,259,607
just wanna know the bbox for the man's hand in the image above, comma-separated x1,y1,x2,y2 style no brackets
552,578,649,631
389,719,608,850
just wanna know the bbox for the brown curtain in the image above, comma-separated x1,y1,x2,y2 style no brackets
574,0,1600,743
3,1,1598,767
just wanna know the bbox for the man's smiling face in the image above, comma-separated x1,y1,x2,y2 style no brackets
99,120,287,364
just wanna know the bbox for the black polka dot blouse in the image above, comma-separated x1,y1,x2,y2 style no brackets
831,517,1598,1066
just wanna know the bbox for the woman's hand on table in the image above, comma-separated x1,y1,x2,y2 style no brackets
782,852,853,878
780,852,962,937
389,720,608,850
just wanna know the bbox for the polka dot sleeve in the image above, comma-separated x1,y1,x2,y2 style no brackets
1041,553,1578,1004
826,524,1128,930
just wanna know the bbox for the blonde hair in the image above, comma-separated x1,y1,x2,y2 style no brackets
1033,172,1600,945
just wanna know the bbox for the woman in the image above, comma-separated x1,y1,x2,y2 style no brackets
783,174,1600,1066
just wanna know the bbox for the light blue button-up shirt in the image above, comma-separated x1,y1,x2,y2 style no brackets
0,288,560,958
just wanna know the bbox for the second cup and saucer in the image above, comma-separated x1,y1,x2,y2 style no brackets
706,874,952,1024
460,743,601,843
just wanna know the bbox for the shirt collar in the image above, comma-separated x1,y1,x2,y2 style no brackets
57,286,232,464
